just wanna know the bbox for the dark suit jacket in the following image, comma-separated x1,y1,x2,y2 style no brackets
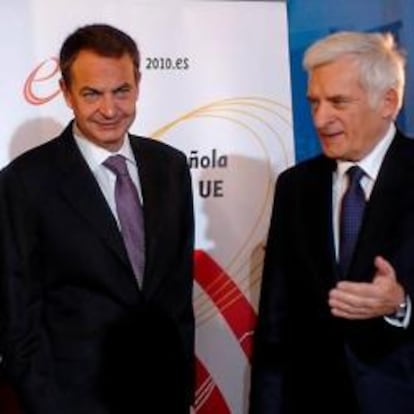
0,122,195,414
250,131,414,414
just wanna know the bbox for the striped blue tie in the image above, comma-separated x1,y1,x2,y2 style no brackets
338,166,366,278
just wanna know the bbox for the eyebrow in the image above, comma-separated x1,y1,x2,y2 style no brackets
307,94,352,102
112,82,132,92
79,82,132,94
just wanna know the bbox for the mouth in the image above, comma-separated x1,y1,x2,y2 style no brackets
96,121,121,129
319,130,343,140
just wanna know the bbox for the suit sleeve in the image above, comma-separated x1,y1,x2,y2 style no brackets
0,167,67,414
249,172,292,414
172,156,195,406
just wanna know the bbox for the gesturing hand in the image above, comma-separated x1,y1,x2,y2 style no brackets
328,256,405,320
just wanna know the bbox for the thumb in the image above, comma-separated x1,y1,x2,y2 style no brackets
373,255,396,281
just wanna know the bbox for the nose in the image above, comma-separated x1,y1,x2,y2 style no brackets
99,94,116,118
312,101,333,129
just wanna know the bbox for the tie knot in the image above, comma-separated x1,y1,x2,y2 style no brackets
103,155,129,176
346,165,364,184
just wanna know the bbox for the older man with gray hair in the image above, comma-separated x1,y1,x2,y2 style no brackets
250,31,414,414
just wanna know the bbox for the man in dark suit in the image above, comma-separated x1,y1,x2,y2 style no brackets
250,31,414,413
0,24,194,414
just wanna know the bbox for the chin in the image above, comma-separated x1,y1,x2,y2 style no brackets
98,131,124,142
90,135,121,149
321,142,346,158
321,147,338,159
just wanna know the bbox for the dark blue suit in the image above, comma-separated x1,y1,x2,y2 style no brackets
0,122,195,413
250,131,414,413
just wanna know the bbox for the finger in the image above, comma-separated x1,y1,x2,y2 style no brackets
329,292,381,319
329,289,374,309
331,306,372,320
329,294,373,316
374,255,396,280
333,281,376,297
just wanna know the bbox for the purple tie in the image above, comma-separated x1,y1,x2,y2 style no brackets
103,155,145,287
338,166,366,277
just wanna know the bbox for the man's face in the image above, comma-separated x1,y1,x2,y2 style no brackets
307,55,395,161
61,50,139,152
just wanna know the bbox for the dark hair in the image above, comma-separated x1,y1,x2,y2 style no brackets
59,23,140,86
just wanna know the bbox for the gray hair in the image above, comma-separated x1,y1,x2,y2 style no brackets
303,31,406,111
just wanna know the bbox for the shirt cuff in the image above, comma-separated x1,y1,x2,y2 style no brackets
384,295,411,329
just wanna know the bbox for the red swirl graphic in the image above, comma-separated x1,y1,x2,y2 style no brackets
193,358,230,413
194,249,257,358
193,250,257,412
23,57,61,105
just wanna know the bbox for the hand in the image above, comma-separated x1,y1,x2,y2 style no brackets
328,256,405,320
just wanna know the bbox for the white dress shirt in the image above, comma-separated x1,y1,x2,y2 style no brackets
73,126,143,228
332,124,395,256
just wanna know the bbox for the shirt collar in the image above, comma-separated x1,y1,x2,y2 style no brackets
72,123,137,172
336,123,395,181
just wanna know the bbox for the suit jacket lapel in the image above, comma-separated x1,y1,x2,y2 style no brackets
130,137,164,295
55,124,131,270
351,133,412,281
304,157,338,287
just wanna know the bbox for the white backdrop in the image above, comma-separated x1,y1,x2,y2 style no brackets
0,1,294,412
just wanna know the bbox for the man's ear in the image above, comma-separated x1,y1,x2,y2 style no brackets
135,71,141,101
381,88,399,120
59,78,73,109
